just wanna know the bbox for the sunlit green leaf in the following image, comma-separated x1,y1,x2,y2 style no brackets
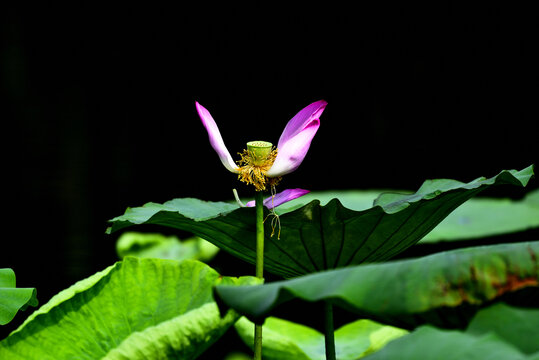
215,241,539,329
223,352,252,360
116,232,219,262
0,269,37,325
0,258,259,359
235,317,407,360
109,166,534,278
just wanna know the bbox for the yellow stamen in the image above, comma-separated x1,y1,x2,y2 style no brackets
237,147,281,191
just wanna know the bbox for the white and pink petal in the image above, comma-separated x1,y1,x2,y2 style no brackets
266,118,320,177
277,100,327,149
266,100,326,177
245,188,310,209
195,102,239,173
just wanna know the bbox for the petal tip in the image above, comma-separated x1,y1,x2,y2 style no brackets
195,101,239,174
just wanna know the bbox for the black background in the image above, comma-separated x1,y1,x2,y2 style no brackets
2,2,537,354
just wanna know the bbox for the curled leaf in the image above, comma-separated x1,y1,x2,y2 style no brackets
0,268,37,326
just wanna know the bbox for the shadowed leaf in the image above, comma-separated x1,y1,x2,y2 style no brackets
466,303,539,354
215,241,539,329
422,189,539,243
363,303,539,360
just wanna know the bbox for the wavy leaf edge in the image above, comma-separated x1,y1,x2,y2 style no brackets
2,258,261,360
108,165,534,231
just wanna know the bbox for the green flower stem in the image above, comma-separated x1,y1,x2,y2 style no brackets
255,191,265,279
254,190,265,359
324,301,336,360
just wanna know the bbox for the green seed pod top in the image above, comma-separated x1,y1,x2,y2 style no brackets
246,141,273,166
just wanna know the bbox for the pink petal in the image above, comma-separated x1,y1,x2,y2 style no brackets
277,100,327,149
265,100,326,177
196,102,239,173
245,188,310,209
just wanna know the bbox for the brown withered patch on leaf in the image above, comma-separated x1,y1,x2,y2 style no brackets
493,274,538,296
440,263,538,306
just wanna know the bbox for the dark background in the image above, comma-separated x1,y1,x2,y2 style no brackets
2,1,537,354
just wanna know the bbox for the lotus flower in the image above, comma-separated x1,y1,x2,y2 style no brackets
196,100,327,193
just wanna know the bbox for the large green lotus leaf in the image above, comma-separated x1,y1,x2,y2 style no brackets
234,316,408,360
363,303,539,360
215,241,539,329
108,166,534,278
421,189,539,243
0,269,38,325
0,258,259,359
116,231,219,262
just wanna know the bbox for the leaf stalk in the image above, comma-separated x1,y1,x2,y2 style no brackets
324,301,336,360
254,191,265,359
